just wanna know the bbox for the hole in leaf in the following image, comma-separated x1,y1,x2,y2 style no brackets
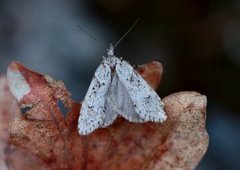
21,105,32,115
57,100,69,117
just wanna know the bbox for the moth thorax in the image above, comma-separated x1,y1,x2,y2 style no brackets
106,44,119,68
108,56,119,69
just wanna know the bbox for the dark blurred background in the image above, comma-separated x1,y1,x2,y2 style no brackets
0,0,239,169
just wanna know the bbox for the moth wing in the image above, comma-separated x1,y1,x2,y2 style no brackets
102,73,119,127
78,61,111,135
113,73,146,122
116,60,167,122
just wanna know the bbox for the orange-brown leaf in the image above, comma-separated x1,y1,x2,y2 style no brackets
0,76,49,170
6,61,208,170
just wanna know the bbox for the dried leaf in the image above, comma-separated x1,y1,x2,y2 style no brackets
5,146,50,170
0,76,18,170
137,61,163,90
6,61,208,170
0,76,49,170
7,62,80,169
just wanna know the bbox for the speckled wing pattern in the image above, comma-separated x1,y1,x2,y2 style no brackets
78,56,167,135
78,61,111,135
104,73,145,125
101,73,119,127
116,60,167,122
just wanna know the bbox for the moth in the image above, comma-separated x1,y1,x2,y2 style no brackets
77,20,167,135
78,45,167,135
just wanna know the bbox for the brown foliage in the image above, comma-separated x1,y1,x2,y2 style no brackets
0,76,49,170
0,61,209,170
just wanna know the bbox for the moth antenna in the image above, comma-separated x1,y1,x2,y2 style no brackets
113,18,140,50
76,25,108,50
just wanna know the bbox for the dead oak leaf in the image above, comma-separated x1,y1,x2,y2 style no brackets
0,76,16,170
0,76,49,170
7,61,208,170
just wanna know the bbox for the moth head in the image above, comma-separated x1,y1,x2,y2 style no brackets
107,44,115,57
